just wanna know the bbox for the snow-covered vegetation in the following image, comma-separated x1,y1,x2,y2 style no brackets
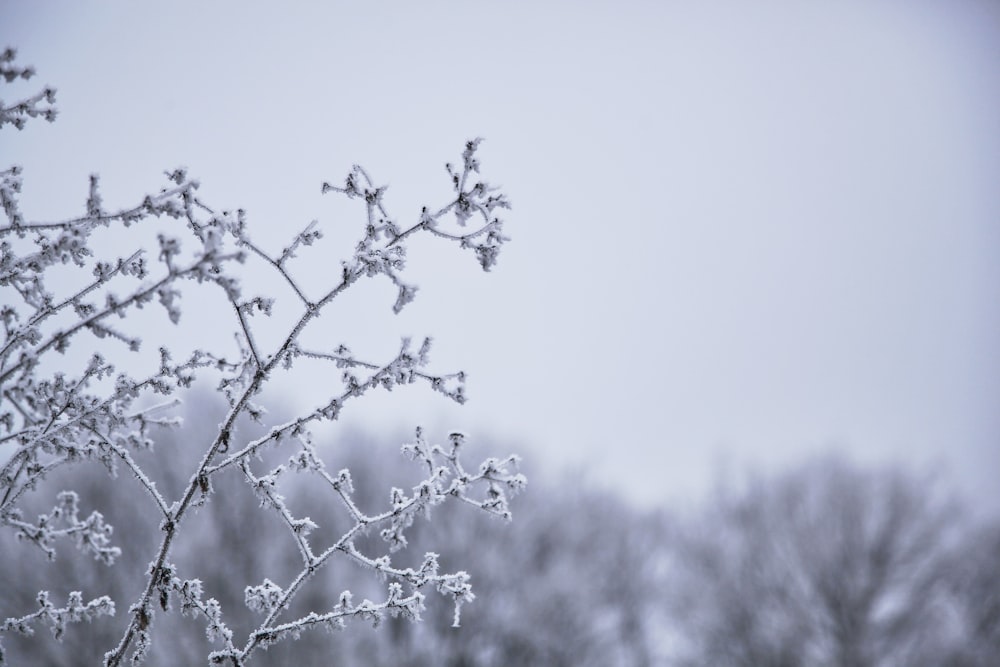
0,49,521,666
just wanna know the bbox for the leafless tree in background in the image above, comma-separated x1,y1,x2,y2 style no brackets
942,515,1000,666
662,455,1000,667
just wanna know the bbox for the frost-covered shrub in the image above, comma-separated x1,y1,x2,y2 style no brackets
0,49,523,666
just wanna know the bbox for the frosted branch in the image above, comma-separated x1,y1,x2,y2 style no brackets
2,52,519,667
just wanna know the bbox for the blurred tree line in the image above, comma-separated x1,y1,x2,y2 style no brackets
664,458,999,666
2,394,997,666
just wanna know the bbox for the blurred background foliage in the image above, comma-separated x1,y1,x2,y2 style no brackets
1,389,997,666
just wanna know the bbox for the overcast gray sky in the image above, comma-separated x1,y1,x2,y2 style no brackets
3,0,999,509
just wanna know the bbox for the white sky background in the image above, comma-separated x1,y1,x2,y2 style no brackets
3,0,999,510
